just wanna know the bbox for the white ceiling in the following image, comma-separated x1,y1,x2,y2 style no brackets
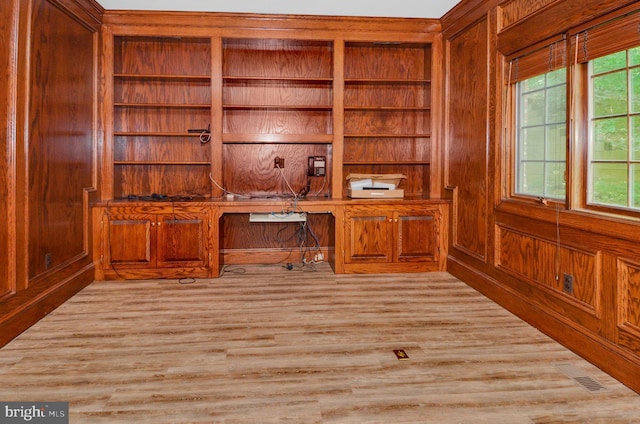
97,0,461,19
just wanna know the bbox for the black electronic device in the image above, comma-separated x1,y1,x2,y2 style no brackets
308,156,326,177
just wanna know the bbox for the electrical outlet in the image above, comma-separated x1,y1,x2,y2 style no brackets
314,252,324,262
563,273,574,294
274,157,284,168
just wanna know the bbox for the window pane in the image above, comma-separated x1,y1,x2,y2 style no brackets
591,163,628,206
515,70,567,199
519,162,544,195
522,74,545,92
545,162,566,198
593,71,628,117
592,117,628,161
521,126,544,160
521,90,545,126
633,164,640,208
588,47,640,213
546,85,566,122
592,51,627,74
630,46,640,67
547,123,566,160
632,68,640,114
547,69,566,85
633,115,640,161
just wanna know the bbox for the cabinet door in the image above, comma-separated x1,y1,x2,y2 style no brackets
156,213,207,268
344,206,392,263
106,214,155,269
395,207,439,262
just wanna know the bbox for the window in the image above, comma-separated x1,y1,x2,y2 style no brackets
505,8,640,217
588,46,640,210
516,69,567,199
508,38,567,201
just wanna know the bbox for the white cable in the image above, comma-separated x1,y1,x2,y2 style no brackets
208,173,249,198
276,164,298,199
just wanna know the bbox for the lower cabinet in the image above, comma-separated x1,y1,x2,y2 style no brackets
97,205,211,279
343,203,446,273
93,201,447,279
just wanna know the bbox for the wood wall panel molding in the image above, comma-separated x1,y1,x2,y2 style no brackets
103,12,441,38
0,0,19,300
445,17,489,261
499,0,558,29
28,0,96,279
46,0,103,32
618,258,640,356
496,225,600,314
441,0,497,40
496,201,640,249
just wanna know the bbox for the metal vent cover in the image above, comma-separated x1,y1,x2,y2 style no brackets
555,363,609,393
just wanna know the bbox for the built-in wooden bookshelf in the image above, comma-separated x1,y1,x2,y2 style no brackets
221,38,334,197
112,36,213,198
108,35,434,200
343,42,432,197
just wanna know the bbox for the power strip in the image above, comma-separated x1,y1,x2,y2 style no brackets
249,212,307,223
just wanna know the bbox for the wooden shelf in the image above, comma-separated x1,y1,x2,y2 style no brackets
222,133,333,143
223,104,332,110
344,106,431,111
343,160,430,165
223,76,332,83
114,103,211,109
344,133,430,138
115,73,211,81
344,78,430,84
114,161,211,165
113,132,209,137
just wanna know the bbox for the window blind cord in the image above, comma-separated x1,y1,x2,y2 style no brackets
555,34,580,282
503,60,513,197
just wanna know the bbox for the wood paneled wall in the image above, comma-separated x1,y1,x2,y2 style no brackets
443,0,640,392
0,0,103,346
445,17,489,261
0,0,19,301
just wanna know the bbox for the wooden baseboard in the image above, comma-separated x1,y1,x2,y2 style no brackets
342,261,444,274
447,255,640,394
221,247,330,266
0,263,95,348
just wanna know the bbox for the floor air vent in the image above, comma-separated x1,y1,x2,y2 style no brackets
554,363,609,393
573,376,607,392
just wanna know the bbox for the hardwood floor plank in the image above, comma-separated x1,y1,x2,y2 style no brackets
0,264,639,423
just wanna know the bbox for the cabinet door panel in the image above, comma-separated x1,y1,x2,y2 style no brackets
156,214,207,268
107,216,154,268
396,212,438,262
345,210,392,263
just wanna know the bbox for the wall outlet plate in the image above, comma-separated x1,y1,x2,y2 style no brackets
563,273,574,294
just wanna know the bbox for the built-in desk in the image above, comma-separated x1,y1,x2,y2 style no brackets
92,198,448,279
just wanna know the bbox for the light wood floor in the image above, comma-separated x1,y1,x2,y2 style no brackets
1,264,640,423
